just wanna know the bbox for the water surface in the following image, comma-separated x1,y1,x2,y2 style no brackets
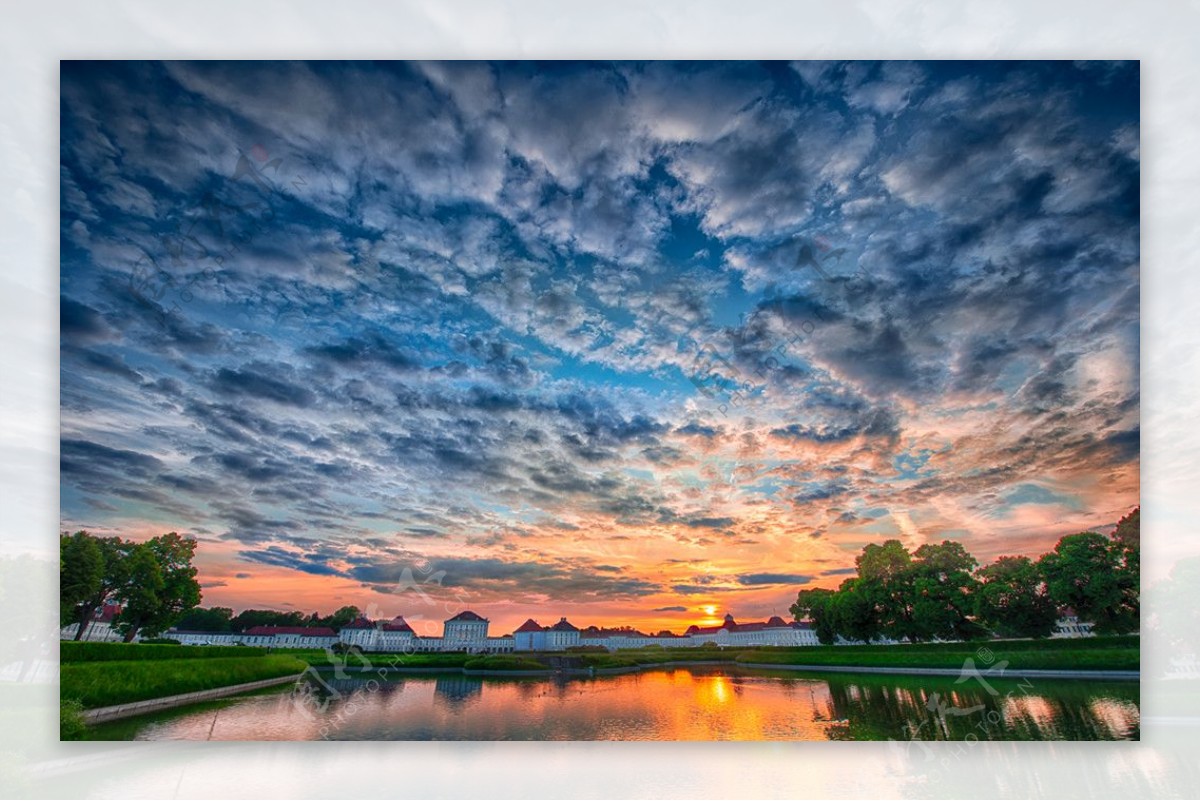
88,667,1139,741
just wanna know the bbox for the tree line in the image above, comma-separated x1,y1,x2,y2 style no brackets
173,604,363,632
60,531,202,642
790,508,1139,644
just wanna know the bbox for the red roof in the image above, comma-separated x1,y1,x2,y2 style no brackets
382,616,414,633
514,619,545,633
341,617,375,630
95,603,122,623
549,617,578,632
447,610,486,622
243,626,337,637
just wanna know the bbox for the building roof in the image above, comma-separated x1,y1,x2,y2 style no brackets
684,614,805,636
549,617,578,632
514,619,545,633
95,603,122,623
242,626,338,637
447,610,486,622
382,616,414,633
341,617,375,630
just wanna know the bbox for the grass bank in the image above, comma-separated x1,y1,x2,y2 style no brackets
60,655,307,709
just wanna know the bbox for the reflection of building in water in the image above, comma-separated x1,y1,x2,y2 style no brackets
433,675,484,706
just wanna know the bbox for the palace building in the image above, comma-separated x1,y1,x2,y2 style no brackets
69,606,1100,651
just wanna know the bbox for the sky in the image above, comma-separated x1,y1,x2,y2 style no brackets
59,60,1140,636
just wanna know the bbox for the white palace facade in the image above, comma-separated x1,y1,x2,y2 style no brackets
64,606,1100,652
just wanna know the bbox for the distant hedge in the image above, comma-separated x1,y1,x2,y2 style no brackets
60,641,268,663
463,655,547,671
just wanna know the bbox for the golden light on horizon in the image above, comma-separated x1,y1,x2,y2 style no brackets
702,605,717,616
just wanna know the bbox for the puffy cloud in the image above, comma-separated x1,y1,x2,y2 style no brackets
59,61,1139,626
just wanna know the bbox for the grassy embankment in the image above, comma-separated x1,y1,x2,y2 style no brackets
60,642,306,716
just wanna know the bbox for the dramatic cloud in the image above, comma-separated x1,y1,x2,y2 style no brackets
60,61,1139,634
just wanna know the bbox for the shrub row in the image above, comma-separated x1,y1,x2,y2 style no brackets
61,641,268,663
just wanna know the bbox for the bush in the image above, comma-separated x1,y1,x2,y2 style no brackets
139,637,181,645
60,699,88,741
61,641,267,663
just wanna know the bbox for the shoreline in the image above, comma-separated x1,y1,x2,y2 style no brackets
80,673,303,724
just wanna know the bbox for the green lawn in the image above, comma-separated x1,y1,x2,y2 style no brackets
60,655,307,709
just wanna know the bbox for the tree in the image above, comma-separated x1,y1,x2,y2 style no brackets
791,588,837,644
113,533,202,641
831,577,883,643
856,540,919,641
230,608,308,631
114,543,165,642
975,555,1057,638
319,605,362,630
1040,532,1139,635
1114,506,1140,549
174,606,234,632
60,532,103,627
1113,506,1140,582
910,541,984,641
67,534,131,640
